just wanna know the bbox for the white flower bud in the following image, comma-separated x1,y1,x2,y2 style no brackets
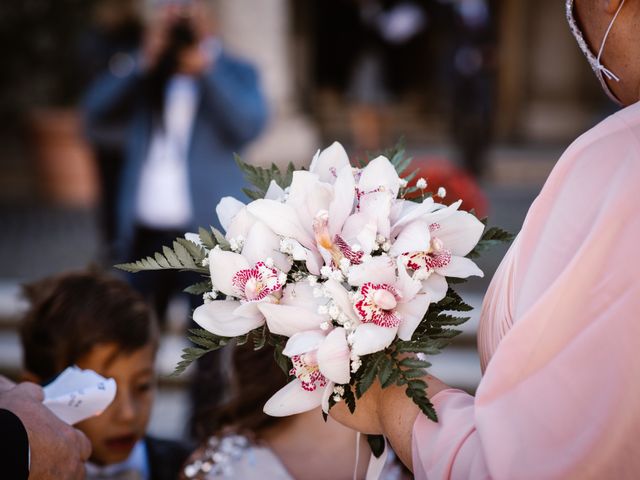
339,258,351,271
307,275,318,285
333,395,342,403
328,304,340,320
320,266,333,278
437,187,447,198
416,178,427,190
317,305,329,315
382,241,391,252
320,321,331,331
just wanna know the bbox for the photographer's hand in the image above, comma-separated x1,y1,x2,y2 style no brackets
142,5,176,71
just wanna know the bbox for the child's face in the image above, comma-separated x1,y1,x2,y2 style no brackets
75,342,156,466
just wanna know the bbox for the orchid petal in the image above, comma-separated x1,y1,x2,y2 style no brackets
351,323,397,356
391,197,436,236
436,255,484,278
396,259,421,300
422,200,462,225
389,220,431,257
263,380,323,416
287,171,333,224
233,300,265,319
247,199,315,249
422,273,448,302
259,303,326,337
309,142,350,184
216,197,245,233
348,256,396,287
435,211,485,257
328,165,356,236
225,207,256,240
265,180,286,201
242,222,291,272
321,382,334,414
283,330,326,356
323,279,359,324
396,288,431,341
341,213,377,254
317,328,351,384
209,248,249,297
359,191,392,239
305,250,323,276
193,300,264,337
281,281,321,308
358,155,401,198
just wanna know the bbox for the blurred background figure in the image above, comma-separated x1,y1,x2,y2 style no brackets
82,0,268,439
347,0,427,153
78,0,144,261
447,0,497,178
83,0,268,326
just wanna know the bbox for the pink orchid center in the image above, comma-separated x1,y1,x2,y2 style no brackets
290,353,327,392
402,233,451,273
354,283,401,328
232,261,284,302
313,211,363,266
372,289,397,310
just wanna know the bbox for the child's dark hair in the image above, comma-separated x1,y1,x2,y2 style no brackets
20,269,157,380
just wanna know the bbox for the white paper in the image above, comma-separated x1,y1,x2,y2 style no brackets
43,366,117,425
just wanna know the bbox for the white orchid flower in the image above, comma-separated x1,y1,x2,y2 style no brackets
397,204,485,281
192,222,291,337
257,281,330,337
308,141,351,184
263,328,351,417
347,256,448,356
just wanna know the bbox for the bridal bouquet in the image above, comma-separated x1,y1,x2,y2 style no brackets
118,142,511,422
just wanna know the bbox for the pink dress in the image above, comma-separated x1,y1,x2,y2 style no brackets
412,101,640,479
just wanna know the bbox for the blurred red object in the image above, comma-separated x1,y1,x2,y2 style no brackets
404,157,489,218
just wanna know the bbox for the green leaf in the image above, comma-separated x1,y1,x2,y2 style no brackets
114,256,162,273
162,245,182,268
173,241,196,268
399,357,430,369
355,353,382,398
273,341,291,376
377,355,395,388
211,227,231,250
252,326,267,350
176,238,206,264
468,226,515,259
343,385,356,414
198,226,216,249
183,281,212,296
114,240,208,273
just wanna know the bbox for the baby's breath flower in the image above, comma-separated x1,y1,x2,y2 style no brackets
437,186,447,198
416,178,427,190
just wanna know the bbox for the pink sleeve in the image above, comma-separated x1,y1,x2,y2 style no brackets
412,109,640,479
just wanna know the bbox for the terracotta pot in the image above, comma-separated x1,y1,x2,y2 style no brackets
30,108,99,207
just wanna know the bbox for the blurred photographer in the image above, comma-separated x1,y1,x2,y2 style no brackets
83,0,267,433
83,0,267,324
